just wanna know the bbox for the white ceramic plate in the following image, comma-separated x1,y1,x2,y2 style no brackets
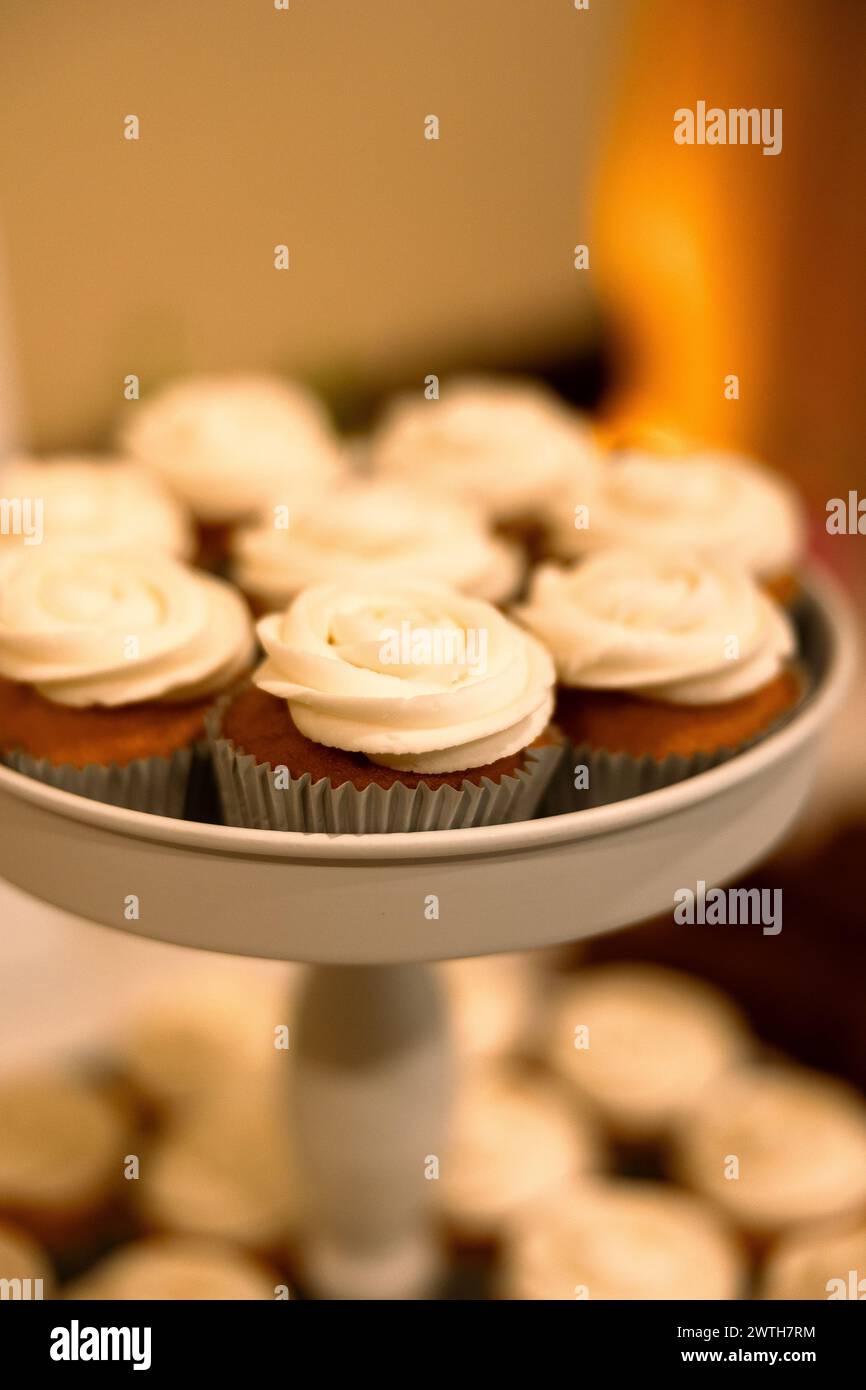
0,569,854,964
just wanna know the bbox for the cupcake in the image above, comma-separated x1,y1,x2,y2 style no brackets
0,1219,55,1299
210,579,562,833
546,964,751,1144
133,1077,298,1255
0,455,193,558
231,479,523,613
115,969,297,1116
439,1062,600,1245
0,548,254,815
120,372,345,567
64,1235,281,1300
545,447,805,604
516,549,801,810
762,1216,866,1300
439,953,544,1063
499,1179,744,1300
370,376,600,549
0,1071,129,1252
675,1063,866,1239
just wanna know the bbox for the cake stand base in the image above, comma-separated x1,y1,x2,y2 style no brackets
291,963,451,1299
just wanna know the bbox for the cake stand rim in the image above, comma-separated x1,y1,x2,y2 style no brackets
0,564,854,865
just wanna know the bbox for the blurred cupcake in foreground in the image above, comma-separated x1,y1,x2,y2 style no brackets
517,549,801,810
0,548,254,815
0,456,193,559
546,448,804,604
210,579,561,833
231,479,523,613
675,1064,866,1239
371,376,600,545
0,1219,55,1298
500,1179,744,1300
0,1071,128,1251
762,1217,866,1300
546,964,751,1144
114,970,297,1116
64,1235,281,1300
440,953,543,1063
440,1063,599,1245
133,1078,298,1255
120,373,345,567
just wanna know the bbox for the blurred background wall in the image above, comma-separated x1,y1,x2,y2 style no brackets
0,0,632,447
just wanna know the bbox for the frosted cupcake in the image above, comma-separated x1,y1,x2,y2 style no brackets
115,970,295,1115
371,376,600,546
440,953,544,1063
64,1235,281,1300
0,548,254,815
516,549,801,809
0,455,193,558
675,1063,866,1239
546,964,751,1143
0,1071,129,1251
546,447,804,603
500,1179,744,1300
120,373,345,567
231,479,523,613
440,1062,600,1244
210,579,561,833
133,1078,298,1254
762,1217,866,1300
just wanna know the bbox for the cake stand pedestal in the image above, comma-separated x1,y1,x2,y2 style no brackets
0,573,853,1299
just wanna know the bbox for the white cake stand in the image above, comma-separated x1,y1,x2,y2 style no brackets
0,570,854,1299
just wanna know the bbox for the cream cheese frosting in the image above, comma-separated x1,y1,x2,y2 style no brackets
676,1064,866,1234
0,456,193,558
64,1236,278,1301
371,376,601,524
501,1180,744,1300
440,1064,598,1234
120,373,344,524
254,579,555,773
517,549,796,704
232,480,523,607
548,447,804,578
0,1072,127,1217
547,964,751,1139
0,549,254,707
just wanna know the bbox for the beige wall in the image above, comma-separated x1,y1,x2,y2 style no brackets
0,0,631,449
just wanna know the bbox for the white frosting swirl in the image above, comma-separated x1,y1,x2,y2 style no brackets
0,456,193,558
232,480,523,607
441,1064,597,1232
677,1065,866,1233
517,550,796,704
549,448,804,577
255,579,555,772
502,1181,743,1300
120,373,344,523
548,965,749,1138
0,549,254,707
371,376,601,523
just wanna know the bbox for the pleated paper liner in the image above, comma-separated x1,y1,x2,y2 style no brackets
542,692,808,817
206,713,564,834
1,742,210,819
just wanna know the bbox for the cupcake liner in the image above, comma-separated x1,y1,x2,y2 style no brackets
543,697,807,817
1,743,206,819
542,741,737,815
206,711,563,833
